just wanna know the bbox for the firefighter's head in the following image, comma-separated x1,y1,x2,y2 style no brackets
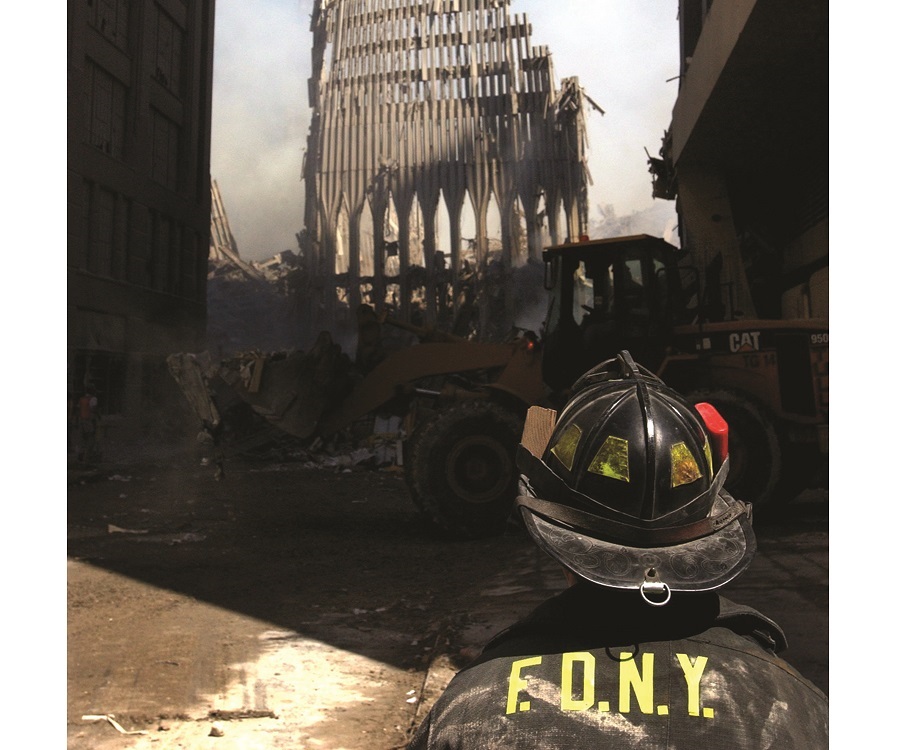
516,350,755,606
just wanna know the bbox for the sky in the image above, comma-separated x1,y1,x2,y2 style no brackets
211,0,681,261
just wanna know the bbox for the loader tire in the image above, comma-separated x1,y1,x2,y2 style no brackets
406,400,524,539
686,389,782,513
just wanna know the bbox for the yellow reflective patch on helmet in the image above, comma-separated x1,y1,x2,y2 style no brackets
550,424,582,471
702,439,713,475
671,442,702,487
587,436,630,482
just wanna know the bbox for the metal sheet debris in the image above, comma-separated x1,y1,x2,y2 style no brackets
81,714,148,735
107,524,149,534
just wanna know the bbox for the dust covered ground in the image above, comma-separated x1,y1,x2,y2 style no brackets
67,448,828,749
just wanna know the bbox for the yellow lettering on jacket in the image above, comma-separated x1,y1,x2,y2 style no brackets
560,652,595,711
504,650,715,719
676,653,711,717
506,657,542,714
618,652,654,714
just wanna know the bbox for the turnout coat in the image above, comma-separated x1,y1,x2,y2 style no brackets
407,583,828,749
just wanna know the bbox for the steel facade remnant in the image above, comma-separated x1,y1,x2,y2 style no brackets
210,179,240,262
302,0,592,333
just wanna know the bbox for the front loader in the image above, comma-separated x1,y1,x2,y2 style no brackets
170,234,827,538
539,234,828,514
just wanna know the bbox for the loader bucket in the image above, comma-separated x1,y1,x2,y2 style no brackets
167,331,355,442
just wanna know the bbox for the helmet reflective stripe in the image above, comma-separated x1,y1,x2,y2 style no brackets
702,439,714,475
550,424,582,471
587,436,630,482
671,442,702,487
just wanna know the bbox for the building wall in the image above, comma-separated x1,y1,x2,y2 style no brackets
665,0,828,322
67,0,215,438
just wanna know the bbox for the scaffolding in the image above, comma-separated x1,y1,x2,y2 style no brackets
301,0,593,337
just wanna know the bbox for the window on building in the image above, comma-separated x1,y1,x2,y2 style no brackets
153,4,184,96
85,185,130,280
87,60,126,159
168,222,184,296
182,230,200,301
150,213,191,295
88,0,129,50
151,212,172,292
73,350,127,417
87,185,115,277
111,196,130,281
150,107,180,190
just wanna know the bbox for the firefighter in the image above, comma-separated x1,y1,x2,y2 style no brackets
407,351,827,749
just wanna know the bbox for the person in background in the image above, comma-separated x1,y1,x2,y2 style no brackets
407,350,827,749
76,385,99,464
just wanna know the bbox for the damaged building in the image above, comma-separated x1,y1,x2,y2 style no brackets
299,0,598,339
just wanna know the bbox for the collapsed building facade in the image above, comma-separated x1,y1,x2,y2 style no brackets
299,0,597,338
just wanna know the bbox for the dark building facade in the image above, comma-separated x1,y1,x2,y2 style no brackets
67,0,215,438
653,0,828,322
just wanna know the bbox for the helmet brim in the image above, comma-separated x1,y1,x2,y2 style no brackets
518,490,756,593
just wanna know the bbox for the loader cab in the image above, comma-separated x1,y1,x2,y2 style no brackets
541,234,690,391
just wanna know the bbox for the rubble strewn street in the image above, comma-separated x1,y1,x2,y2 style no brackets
67,445,828,750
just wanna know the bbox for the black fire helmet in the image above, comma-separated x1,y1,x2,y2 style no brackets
516,350,755,605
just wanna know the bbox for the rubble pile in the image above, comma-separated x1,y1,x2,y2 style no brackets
206,254,306,356
191,245,551,477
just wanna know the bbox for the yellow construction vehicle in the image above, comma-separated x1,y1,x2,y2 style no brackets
169,234,827,539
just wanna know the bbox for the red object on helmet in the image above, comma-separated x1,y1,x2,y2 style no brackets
694,402,728,469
